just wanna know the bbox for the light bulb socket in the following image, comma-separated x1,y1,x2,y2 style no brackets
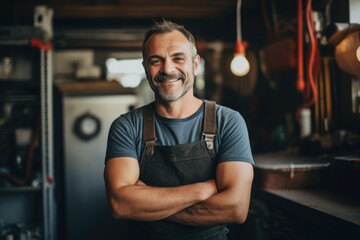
235,40,248,54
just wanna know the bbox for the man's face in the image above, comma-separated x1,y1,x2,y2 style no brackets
142,30,200,102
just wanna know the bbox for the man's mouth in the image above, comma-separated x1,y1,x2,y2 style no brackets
159,78,179,83
155,74,185,83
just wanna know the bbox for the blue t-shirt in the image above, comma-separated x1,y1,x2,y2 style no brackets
105,102,254,165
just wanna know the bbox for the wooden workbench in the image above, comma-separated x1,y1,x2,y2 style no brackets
251,152,360,239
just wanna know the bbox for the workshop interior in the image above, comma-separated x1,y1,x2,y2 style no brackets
0,0,359,239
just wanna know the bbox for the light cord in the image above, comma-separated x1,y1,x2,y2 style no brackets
237,0,242,41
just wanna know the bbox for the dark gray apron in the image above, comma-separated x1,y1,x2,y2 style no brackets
128,101,228,240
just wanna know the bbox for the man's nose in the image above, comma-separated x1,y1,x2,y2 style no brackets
160,58,175,74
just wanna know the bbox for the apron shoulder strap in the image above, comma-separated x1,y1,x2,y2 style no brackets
143,102,156,156
142,100,217,154
203,100,217,151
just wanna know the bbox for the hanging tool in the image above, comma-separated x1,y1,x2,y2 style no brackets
0,118,40,186
297,0,305,92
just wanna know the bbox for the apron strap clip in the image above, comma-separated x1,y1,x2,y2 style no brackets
203,133,215,150
144,138,156,156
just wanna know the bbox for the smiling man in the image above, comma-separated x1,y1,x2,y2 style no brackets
104,20,254,240
144,27,198,104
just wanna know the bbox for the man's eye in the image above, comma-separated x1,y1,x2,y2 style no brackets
173,57,185,63
150,59,161,65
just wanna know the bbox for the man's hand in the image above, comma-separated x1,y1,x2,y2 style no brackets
135,179,146,186
166,161,254,226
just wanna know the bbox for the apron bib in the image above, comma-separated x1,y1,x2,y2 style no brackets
128,101,228,240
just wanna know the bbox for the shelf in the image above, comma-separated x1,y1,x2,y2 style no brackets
0,96,39,103
0,79,38,84
0,186,41,192
0,26,43,46
57,80,135,95
0,39,31,46
0,25,56,240
0,81,40,92
0,81,40,102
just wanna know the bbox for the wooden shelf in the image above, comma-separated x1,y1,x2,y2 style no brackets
56,80,135,95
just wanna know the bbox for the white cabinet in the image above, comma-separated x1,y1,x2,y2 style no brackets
61,94,138,240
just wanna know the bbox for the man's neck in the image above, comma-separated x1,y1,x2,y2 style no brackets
155,96,203,119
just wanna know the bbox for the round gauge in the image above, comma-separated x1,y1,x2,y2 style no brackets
80,117,98,135
73,113,101,141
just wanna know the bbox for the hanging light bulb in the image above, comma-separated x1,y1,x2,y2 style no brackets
230,0,250,77
231,40,250,76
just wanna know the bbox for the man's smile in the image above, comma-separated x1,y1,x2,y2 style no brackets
155,73,185,83
157,78,183,83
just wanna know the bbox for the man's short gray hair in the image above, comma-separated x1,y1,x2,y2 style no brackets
142,20,197,57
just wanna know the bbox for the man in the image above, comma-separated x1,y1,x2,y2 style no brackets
104,20,254,240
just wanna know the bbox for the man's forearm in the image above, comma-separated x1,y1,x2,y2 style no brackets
166,189,246,226
166,162,254,226
108,180,217,221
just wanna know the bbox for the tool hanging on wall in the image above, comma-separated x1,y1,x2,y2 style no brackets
259,0,297,78
0,118,40,186
296,0,320,126
297,0,305,92
304,0,319,108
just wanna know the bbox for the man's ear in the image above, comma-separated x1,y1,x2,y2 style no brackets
193,55,201,76
142,61,149,80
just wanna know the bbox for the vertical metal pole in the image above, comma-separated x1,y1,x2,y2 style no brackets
41,48,55,240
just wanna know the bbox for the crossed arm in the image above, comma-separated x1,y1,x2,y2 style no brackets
104,157,253,226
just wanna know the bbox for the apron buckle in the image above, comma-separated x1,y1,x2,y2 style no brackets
144,138,156,156
203,133,215,150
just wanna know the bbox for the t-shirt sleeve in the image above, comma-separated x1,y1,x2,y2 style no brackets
105,114,138,163
217,110,254,166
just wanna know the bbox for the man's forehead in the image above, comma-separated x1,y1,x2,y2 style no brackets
144,31,191,52
146,30,187,43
